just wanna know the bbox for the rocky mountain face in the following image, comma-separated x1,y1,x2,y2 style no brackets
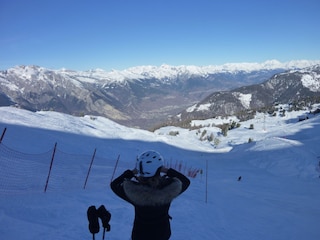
177,65,320,123
0,61,319,129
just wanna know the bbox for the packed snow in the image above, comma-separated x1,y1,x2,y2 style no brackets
0,105,320,240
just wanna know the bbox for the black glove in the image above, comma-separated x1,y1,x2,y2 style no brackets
97,205,111,231
87,206,100,234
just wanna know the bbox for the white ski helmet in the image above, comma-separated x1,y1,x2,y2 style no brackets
137,150,164,177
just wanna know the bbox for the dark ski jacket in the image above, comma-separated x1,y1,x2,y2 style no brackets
110,168,190,240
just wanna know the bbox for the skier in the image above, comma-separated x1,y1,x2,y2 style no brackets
110,150,190,240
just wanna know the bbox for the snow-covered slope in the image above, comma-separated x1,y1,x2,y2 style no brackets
0,106,320,240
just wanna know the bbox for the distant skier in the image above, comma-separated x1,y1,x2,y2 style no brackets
110,150,190,240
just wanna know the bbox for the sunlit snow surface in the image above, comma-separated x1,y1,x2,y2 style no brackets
0,105,320,240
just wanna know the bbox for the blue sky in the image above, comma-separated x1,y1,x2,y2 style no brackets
1,0,319,71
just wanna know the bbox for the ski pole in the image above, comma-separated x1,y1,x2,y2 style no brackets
102,229,105,240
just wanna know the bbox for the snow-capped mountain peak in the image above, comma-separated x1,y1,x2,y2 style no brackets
1,60,320,129
6,59,320,84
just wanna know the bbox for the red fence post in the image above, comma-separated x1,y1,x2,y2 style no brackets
83,148,97,189
44,142,57,193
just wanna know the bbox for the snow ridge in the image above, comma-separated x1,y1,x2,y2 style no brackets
4,59,320,84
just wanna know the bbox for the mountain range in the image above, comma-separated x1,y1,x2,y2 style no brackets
1,60,320,129
178,64,320,124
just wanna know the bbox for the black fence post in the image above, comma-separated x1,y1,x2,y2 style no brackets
110,154,120,183
83,148,97,189
44,142,57,193
0,127,7,143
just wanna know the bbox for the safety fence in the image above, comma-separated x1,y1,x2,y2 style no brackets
0,128,202,195
0,142,115,194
